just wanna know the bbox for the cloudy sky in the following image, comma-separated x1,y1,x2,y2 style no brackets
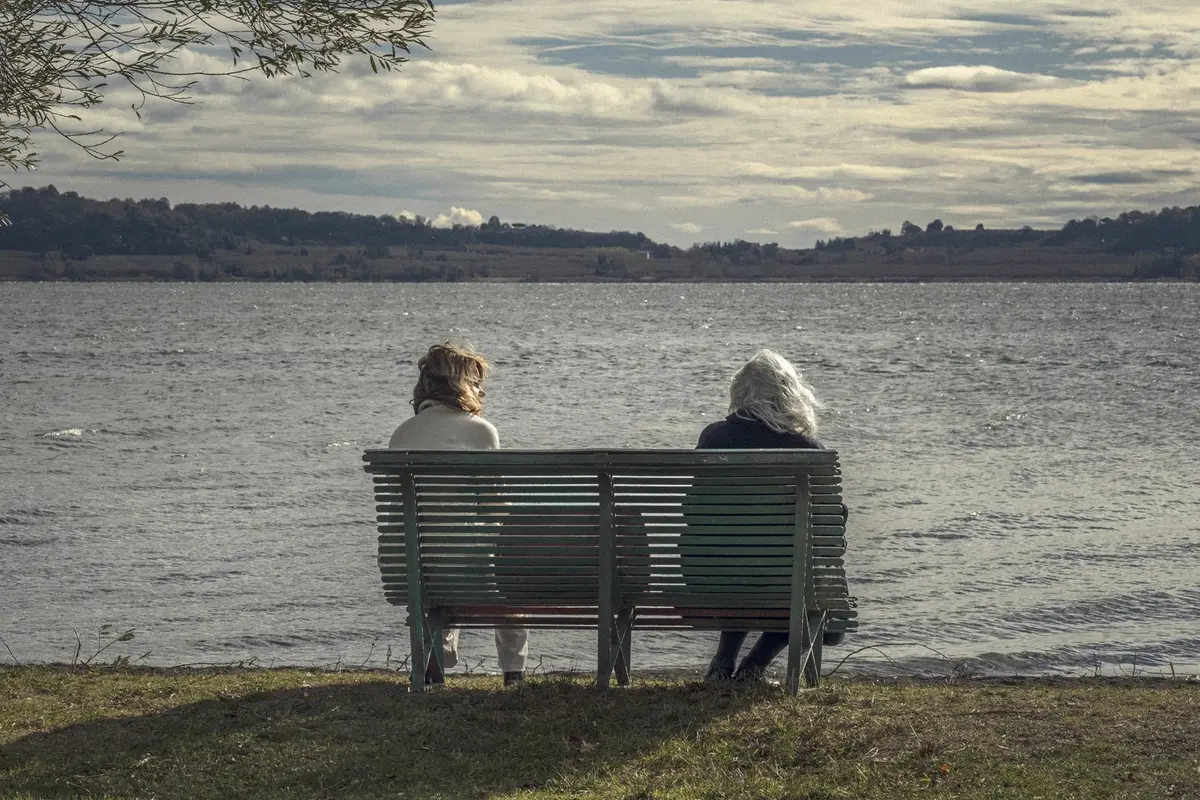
17,0,1200,246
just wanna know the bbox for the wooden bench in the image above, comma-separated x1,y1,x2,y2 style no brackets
363,449,857,695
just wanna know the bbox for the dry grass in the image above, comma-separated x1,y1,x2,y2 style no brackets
1,666,1197,799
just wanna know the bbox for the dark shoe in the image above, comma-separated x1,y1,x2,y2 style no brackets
732,662,768,684
732,631,787,684
822,631,845,647
503,670,524,687
705,657,736,682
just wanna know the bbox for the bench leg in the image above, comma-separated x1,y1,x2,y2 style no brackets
409,608,428,694
428,610,445,683
786,608,829,695
597,610,614,690
785,601,808,696
804,611,827,689
614,608,633,687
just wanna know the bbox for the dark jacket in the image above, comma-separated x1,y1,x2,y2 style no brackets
696,414,824,451
686,413,847,522
681,412,849,537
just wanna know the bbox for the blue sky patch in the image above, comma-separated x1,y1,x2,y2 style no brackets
517,23,1129,87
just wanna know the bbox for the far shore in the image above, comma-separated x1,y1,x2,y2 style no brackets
3,243,1194,283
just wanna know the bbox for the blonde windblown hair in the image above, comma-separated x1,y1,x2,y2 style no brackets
728,349,824,436
411,342,490,415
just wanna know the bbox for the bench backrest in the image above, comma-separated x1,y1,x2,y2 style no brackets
364,450,856,632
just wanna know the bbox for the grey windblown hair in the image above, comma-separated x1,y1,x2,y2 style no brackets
728,349,824,436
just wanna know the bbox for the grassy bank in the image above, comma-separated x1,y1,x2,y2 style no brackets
1,667,1197,799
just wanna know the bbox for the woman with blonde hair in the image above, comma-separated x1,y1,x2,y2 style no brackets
693,348,845,682
388,342,529,686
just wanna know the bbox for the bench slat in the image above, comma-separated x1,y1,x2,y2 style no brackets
619,537,845,548
376,525,846,538
390,543,845,556
417,515,601,525
404,515,807,528
378,528,847,541
415,575,831,588
381,552,849,564
380,556,850,569
404,501,600,511
382,503,846,516
365,448,839,466
376,472,841,482
401,477,601,487
374,486,843,503
375,481,842,495
612,478,842,485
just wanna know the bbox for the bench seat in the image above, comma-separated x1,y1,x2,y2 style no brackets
363,449,857,694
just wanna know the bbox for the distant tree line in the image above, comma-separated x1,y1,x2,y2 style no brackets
0,186,664,258
3,186,1198,281
689,240,781,263
817,222,1040,253
812,206,1200,261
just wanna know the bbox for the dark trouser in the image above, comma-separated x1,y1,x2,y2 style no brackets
707,627,846,681
707,631,788,681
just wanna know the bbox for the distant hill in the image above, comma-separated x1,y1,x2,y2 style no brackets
1,185,1197,282
0,185,670,256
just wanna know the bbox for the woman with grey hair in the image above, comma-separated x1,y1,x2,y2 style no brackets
693,349,845,682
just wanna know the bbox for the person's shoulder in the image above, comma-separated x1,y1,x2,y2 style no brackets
387,415,419,448
696,418,733,448
465,414,501,449
787,431,825,449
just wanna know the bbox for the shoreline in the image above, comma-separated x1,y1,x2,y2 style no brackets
4,275,1198,287
2,274,1194,284
3,244,1195,283
4,662,1196,686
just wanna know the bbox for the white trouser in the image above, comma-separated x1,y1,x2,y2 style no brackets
440,626,529,673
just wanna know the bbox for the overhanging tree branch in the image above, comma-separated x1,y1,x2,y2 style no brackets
0,0,436,206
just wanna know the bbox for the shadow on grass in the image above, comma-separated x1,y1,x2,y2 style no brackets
0,674,769,799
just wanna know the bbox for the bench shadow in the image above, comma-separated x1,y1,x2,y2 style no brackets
1,674,772,798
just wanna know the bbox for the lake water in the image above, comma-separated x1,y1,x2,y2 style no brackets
1,282,1197,677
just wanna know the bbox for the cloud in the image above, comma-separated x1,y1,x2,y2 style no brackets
737,162,914,182
904,65,1065,92
797,188,873,203
671,222,703,233
20,0,1200,249
1070,169,1193,185
944,204,1013,217
657,186,871,208
431,207,484,228
662,56,792,72
786,217,847,235
347,62,774,121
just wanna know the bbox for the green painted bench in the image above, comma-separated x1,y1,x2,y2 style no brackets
363,449,857,695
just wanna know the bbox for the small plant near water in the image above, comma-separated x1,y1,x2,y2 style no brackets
69,625,146,670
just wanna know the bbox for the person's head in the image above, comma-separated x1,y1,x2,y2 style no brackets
728,349,824,436
411,342,490,415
